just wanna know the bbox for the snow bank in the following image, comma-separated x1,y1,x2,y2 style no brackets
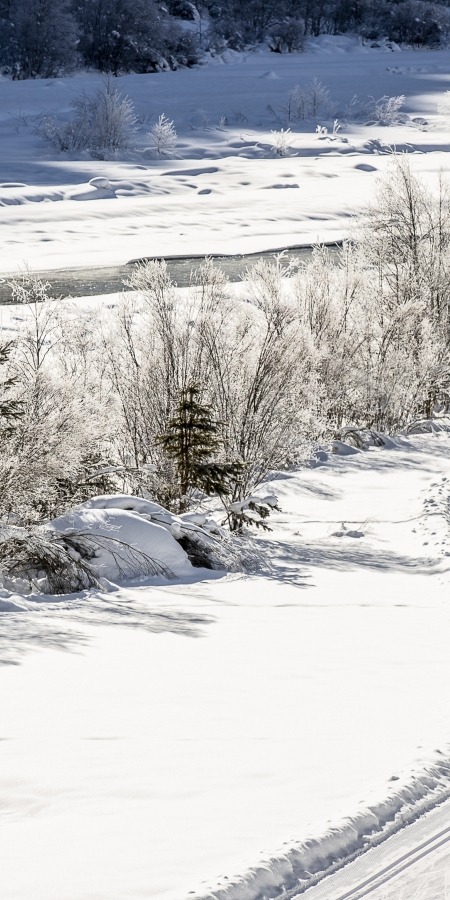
192,757,450,900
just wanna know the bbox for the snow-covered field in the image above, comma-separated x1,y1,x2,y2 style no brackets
2,434,450,900
2,35,450,272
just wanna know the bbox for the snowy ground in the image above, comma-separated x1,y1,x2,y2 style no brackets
303,794,450,899
3,35,450,900
2,35,450,272
2,435,450,900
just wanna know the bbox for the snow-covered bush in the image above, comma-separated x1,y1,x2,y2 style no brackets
366,94,405,125
225,495,280,533
272,79,336,124
149,114,178,156
36,81,137,156
0,528,101,594
35,115,90,153
270,128,292,156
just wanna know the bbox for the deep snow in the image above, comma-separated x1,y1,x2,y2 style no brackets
2,36,450,272
2,435,450,899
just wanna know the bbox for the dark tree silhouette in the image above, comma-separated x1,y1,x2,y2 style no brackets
0,342,23,433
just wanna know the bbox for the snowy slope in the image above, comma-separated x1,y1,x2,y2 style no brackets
2,37,450,271
2,434,450,900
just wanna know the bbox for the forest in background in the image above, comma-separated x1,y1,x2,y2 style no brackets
2,0,450,79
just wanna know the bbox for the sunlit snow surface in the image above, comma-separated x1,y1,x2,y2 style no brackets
2,35,450,271
4,34,450,900
2,435,450,899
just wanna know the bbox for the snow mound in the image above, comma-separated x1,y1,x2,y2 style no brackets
332,439,359,456
0,593,28,611
81,494,221,538
51,506,190,581
80,495,261,573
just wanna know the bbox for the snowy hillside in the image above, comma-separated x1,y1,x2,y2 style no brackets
2,434,450,899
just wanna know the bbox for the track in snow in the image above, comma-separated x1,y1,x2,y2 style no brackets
298,797,450,900
312,827,450,899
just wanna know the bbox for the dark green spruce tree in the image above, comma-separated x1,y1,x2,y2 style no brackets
157,383,242,512
0,342,23,434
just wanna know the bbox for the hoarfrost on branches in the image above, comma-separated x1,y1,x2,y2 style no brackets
2,157,450,534
270,128,293,156
149,114,178,156
366,94,406,125
35,80,137,156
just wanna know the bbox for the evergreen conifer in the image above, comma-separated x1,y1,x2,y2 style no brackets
157,383,242,511
0,342,22,433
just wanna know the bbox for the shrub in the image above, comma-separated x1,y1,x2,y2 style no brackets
272,79,337,124
270,128,292,156
0,528,174,594
366,95,405,125
35,81,137,156
149,114,178,155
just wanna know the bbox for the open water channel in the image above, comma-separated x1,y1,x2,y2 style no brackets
0,244,341,303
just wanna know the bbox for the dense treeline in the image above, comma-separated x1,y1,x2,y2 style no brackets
0,0,198,78
1,0,450,78
190,0,450,50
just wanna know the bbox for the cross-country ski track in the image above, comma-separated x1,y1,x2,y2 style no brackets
301,796,450,900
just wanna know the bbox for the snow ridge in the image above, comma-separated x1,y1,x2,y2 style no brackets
193,754,450,900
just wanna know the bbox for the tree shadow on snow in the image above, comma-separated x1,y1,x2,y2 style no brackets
0,612,88,666
262,536,441,583
0,595,213,666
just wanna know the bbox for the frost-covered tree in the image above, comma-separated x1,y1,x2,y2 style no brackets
149,114,178,156
0,273,116,524
36,80,137,155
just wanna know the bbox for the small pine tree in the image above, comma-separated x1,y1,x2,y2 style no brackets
0,342,23,433
157,383,241,511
